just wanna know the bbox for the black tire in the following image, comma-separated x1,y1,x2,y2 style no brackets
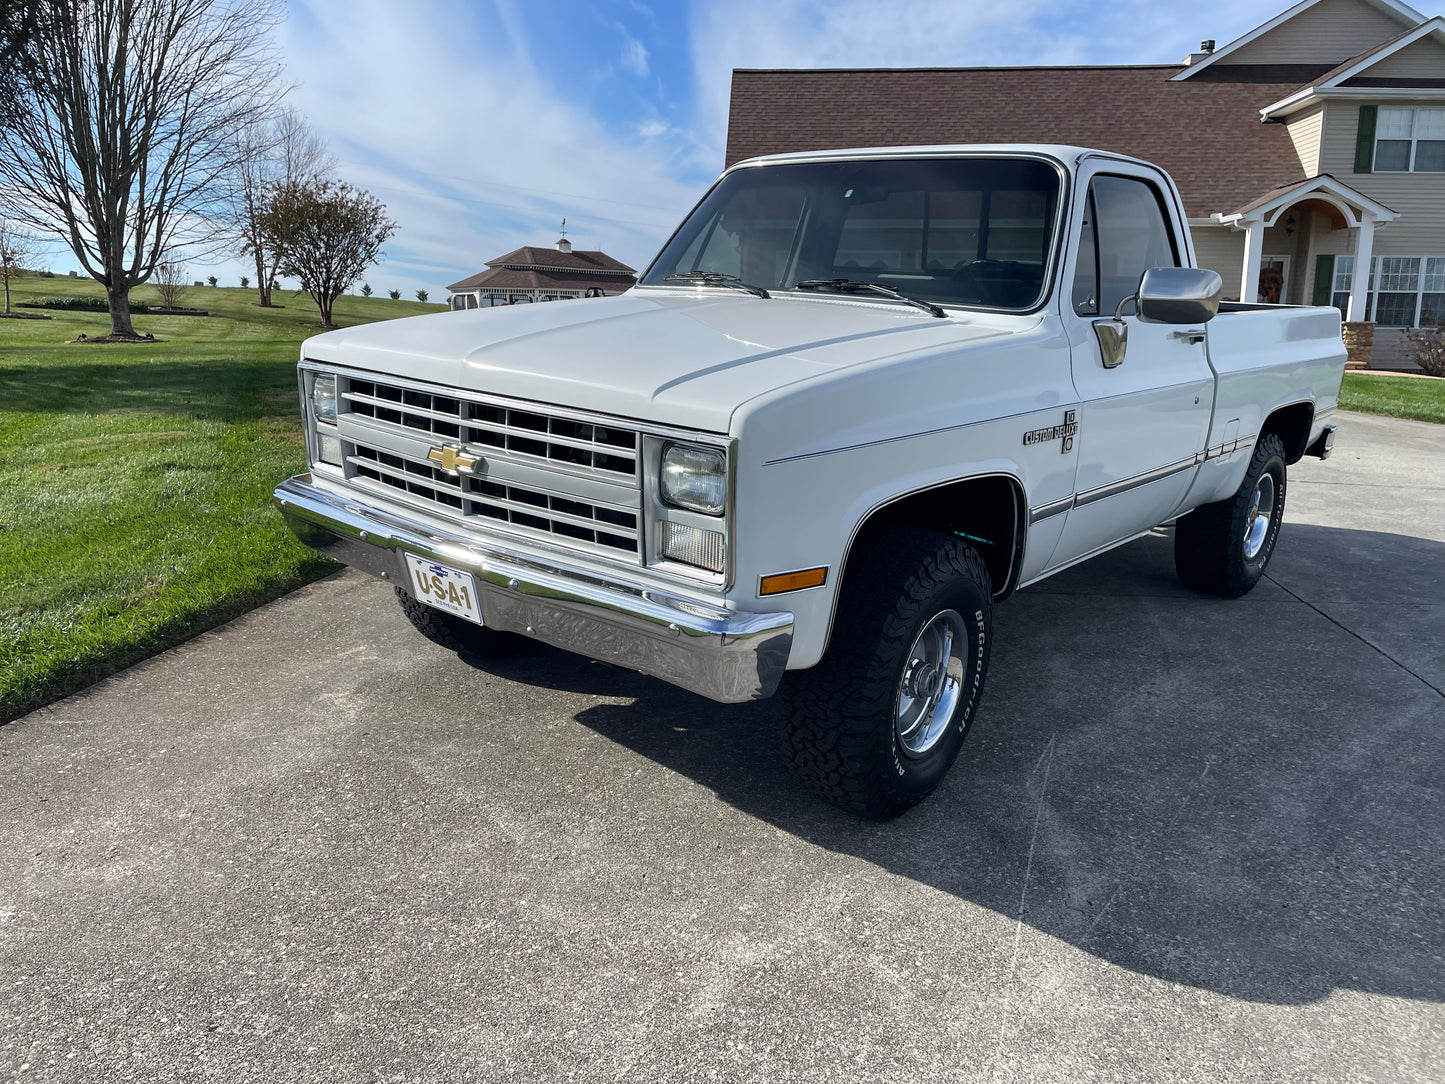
780,526,994,820
1174,432,1287,598
394,586,532,658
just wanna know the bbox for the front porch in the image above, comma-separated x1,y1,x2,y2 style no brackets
1194,176,1407,368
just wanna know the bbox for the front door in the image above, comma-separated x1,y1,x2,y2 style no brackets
1258,255,1290,304
1051,169,1215,567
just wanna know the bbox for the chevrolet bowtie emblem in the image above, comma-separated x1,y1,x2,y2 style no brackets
427,445,478,474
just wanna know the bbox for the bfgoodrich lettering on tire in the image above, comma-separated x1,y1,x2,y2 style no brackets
780,526,993,820
1175,431,1288,598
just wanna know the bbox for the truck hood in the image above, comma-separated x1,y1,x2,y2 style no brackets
301,290,1013,432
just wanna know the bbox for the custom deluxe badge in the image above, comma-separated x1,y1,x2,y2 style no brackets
1023,410,1077,454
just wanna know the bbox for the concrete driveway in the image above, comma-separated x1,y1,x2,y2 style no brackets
4,410,1443,1083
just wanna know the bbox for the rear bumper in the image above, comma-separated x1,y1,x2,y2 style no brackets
274,475,793,703
1306,423,1337,460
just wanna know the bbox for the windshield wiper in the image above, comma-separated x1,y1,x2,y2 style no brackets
792,278,946,318
662,271,770,299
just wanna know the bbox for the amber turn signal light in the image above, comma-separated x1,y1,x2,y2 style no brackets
758,567,828,596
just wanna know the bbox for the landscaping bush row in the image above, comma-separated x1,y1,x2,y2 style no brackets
19,295,152,313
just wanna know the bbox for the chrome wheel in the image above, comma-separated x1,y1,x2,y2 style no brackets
1243,472,1276,560
895,609,967,757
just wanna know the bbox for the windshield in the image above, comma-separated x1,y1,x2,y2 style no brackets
642,156,1062,311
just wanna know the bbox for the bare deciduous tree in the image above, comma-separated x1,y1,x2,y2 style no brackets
258,178,397,328
0,0,283,337
0,215,40,314
0,1,51,128
153,259,187,309
224,106,333,308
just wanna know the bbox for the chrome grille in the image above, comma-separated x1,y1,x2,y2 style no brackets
338,375,642,561
346,378,636,481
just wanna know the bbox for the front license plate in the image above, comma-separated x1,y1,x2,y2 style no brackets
404,554,483,625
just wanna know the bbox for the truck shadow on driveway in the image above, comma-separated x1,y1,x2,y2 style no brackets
465,523,1445,1007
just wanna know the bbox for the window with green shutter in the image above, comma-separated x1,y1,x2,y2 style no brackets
1355,105,1378,173
1313,254,1335,307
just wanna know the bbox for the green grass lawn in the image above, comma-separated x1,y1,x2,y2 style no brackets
1339,371,1445,425
1,274,445,723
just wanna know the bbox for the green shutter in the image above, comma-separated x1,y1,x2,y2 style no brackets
1354,105,1378,173
1313,254,1335,306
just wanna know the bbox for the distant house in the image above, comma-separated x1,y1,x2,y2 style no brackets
446,235,637,309
725,0,1445,369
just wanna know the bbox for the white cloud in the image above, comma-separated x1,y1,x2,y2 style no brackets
618,26,650,77
172,0,1283,300
241,0,705,297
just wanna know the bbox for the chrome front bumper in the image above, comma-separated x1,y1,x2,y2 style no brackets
274,475,793,703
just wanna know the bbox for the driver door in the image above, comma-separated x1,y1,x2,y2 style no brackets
1050,168,1215,566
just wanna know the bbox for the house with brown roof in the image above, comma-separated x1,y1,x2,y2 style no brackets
447,234,636,309
725,0,1445,369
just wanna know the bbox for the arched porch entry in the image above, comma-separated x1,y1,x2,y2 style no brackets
1211,176,1398,319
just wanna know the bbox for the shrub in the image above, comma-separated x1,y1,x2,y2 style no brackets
360,282,372,297
1402,327,1445,377
416,289,428,303
388,288,400,300
153,260,188,309
240,275,249,288
20,295,152,313
207,275,218,288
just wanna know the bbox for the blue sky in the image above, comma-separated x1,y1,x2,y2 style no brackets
40,0,1278,297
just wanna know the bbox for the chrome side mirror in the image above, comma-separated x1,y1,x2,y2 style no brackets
1136,266,1223,325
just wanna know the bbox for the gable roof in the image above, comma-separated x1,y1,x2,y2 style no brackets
726,66,1306,218
1258,16,1445,116
446,266,637,293
447,246,637,292
485,247,635,274
1171,0,1422,80
1313,14,1445,83
1216,173,1399,224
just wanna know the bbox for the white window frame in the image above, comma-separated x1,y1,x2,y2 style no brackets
1336,255,1445,326
1331,255,1355,314
1373,106,1445,173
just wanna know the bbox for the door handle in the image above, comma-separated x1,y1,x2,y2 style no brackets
1171,329,1206,344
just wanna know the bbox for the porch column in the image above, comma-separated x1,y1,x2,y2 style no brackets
1348,218,1375,322
1240,220,1264,304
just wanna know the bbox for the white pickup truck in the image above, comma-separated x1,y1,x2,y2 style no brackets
276,144,1343,819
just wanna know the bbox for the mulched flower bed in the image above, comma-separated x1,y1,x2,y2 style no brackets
67,333,166,344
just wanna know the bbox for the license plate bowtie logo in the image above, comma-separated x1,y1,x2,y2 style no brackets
427,444,478,474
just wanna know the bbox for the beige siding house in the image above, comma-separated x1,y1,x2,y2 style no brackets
725,0,1445,370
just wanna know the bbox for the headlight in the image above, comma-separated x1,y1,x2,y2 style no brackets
310,373,338,424
660,442,726,516
306,371,342,466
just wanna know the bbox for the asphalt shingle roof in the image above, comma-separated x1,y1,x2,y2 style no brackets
448,247,636,292
725,65,1313,219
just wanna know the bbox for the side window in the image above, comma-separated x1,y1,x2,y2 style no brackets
1088,174,1179,316
1072,190,1098,315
